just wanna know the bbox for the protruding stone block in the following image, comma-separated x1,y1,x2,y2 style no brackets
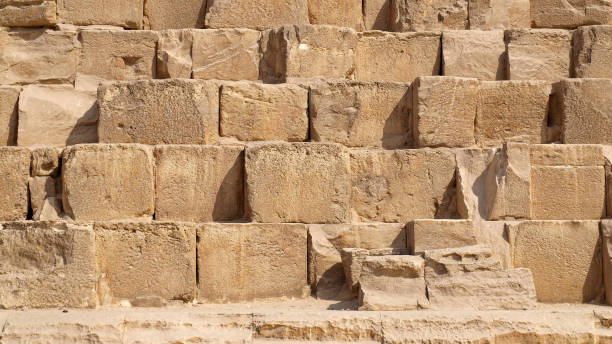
31,146,61,177
144,0,206,29
310,81,411,148
154,145,244,222
530,0,612,28
341,247,409,296
390,0,468,31
98,79,219,145
157,30,193,79
603,220,612,306
198,223,308,302
205,0,309,30
573,26,612,78
308,0,363,30
0,86,19,145
246,143,350,224
468,0,530,29
0,0,56,27
62,144,154,221
505,29,571,81
364,0,391,30
442,30,505,80
57,0,143,28
0,148,30,221
407,220,477,254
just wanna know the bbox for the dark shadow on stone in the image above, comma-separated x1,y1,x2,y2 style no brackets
212,149,244,221
382,86,412,149
65,102,99,146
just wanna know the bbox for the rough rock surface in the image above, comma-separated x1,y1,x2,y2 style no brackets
442,30,505,80
341,247,410,296
572,25,612,78
530,0,612,28
505,29,571,81
143,0,206,29
157,30,193,79
407,220,477,254
0,0,57,27
0,147,30,221
57,0,143,28
30,146,61,177
390,0,468,31
308,0,363,30
468,0,530,29
205,0,309,29
0,86,19,145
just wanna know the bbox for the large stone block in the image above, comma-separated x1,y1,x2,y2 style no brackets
0,221,97,308
0,0,56,27
246,143,350,223
205,0,309,30
442,30,505,80
0,148,30,221
455,148,498,220
531,0,612,28
144,0,206,29
62,144,154,221
350,149,457,222
157,30,193,79
341,247,409,297
505,29,571,81
198,223,308,302
154,145,244,222
468,0,530,29
220,82,308,142
529,144,605,166
310,81,411,148
364,0,392,30
98,79,219,145
95,221,197,305
508,221,603,303
0,29,77,85
390,0,468,31
407,220,477,254
573,26,612,78
603,220,612,306
412,76,479,148
355,31,440,82
308,0,363,30
57,0,143,28
0,86,19,145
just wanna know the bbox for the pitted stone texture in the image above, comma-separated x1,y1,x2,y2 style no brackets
341,247,410,296
603,220,612,306
468,0,530,29
157,30,193,79
0,29,77,85
355,31,440,83
220,82,308,142
505,29,571,81
0,86,19,145
18,85,98,147
350,149,457,222
154,145,244,222
0,148,30,221
364,0,392,30
0,221,96,308
62,144,154,221
192,29,261,81
198,223,308,302
308,0,363,30
0,0,56,27
412,76,478,148
442,30,505,80
573,26,612,78
205,0,309,30
310,81,412,148
390,0,468,31
144,0,206,29
508,221,603,303
95,221,197,305
98,79,219,145
407,220,477,254
57,0,143,28
246,143,350,224
531,0,612,28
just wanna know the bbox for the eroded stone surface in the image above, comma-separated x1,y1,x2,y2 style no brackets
531,0,612,28
0,86,19,145
407,220,477,254
144,0,206,29
364,0,392,30
573,26,612,78
205,0,309,30
57,0,143,28
308,0,363,30
468,0,530,29
0,147,30,221
31,146,61,177
157,29,193,79
505,29,571,81
341,247,410,296
442,30,505,80
0,0,56,27
390,0,468,31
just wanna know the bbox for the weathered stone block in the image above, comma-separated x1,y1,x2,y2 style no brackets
246,143,350,223
98,79,219,145
310,81,411,148
154,145,244,222
424,245,502,276
157,30,193,79
350,149,457,222
0,86,19,145
390,0,468,31
355,31,440,82
442,30,505,80
0,148,30,221
529,144,604,166
341,247,409,296
308,0,363,30
220,82,308,142
29,176,61,220
508,221,603,303
573,26,612,78
31,146,61,177
468,0,530,29
144,0,206,29
57,0,143,28
505,29,571,81
603,220,612,306
198,223,308,302
407,220,477,254
0,0,56,27
364,0,391,30
0,221,96,308
62,144,154,221
412,76,479,148
455,148,498,220
205,0,309,30
531,0,612,28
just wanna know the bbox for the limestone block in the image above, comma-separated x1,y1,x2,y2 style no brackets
220,82,308,142
18,85,98,147
0,86,19,145
558,78,612,144
31,146,61,177
57,0,143,28
308,0,363,30
358,255,429,310
341,247,410,296
154,145,244,222
505,29,571,81
476,81,551,147
412,76,479,148
0,221,96,308
98,79,219,145
423,245,502,277
310,81,412,148
205,0,309,30
0,147,30,221
0,0,56,27
603,220,612,306
62,144,154,221
468,0,530,29
508,220,603,303
573,26,612,78
157,30,193,79
390,0,468,31
192,29,261,81
0,29,77,85
245,142,350,223
350,149,457,222
355,31,441,82
442,30,505,80
78,29,158,82
531,0,612,28
455,148,498,220
95,221,197,304
407,220,477,254
144,0,206,29
261,25,357,82
364,0,391,30
529,144,605,166
198,223,308,302
28,176,60,219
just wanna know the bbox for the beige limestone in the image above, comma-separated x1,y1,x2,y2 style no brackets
198,223,308,302
205,0,309,30
350,149,457,222
603,220,612,306
0,86,19,145
220,82,308,142
468,0,530,29
412,76,478,148
505,29,571,81
310,81,412,148
95,221,197,305
30,146,61,177
308,0,363,30
407,220,477,254
0,0,56,27
192,29,261,81
0,147,30,221
355,31,440,83
0,221,96,308
98,79,219,145
28,176,60,219
154,145,244,222
607,147,612,217
424,245,502,276
157,30,193,79
57,0,143,28
0,29,77,85
573,26,612,78
62,144,154,221
341,247,410,296
246,142,350,223
144,0,206,29
455,148,498,220
35,197,62,221
508,220,603,303
531,0,612,28
18,85,98,147
364,0,392,30
529,144,605,166
390,0,468,31
442,30,505,80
